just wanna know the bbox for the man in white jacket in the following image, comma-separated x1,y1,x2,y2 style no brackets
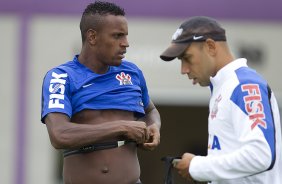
160,16,282,184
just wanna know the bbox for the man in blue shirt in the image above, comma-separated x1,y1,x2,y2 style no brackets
41,1,161,184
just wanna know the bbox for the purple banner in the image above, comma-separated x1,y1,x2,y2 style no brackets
2,1,281,184
0,0,282,21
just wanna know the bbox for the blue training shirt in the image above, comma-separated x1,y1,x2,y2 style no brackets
41,55,150,122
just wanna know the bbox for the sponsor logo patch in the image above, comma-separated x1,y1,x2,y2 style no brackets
241,84,267,129
48,72,67,109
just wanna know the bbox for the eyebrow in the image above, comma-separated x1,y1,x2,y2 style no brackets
178,53,191,60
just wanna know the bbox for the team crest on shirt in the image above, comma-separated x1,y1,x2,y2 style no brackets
116,72,133,85
210,94,222,119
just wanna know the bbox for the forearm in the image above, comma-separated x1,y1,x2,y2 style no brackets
189,142,272,181
47,120,127,149
141,100,161,129
143,109,161,129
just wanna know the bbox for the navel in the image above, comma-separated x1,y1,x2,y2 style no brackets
101,166,109,173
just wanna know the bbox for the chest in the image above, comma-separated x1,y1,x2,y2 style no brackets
208,92,234,134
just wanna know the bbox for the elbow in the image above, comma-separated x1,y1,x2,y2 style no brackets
256,157,272,172
261,153,274,171
50,138,64,150
48,129,73,149
50,140,61,150
251,146,273,172
261,146,274,171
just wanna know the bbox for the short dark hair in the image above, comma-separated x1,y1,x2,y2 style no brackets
80,1,125,43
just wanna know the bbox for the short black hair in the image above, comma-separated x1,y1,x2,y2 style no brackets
80,1,125,43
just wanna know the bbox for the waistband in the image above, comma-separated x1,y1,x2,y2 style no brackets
63,140,136,157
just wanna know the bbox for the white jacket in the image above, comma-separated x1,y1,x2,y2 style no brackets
190,58,282,184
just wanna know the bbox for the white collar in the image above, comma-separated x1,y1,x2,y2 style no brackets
210,58,248,86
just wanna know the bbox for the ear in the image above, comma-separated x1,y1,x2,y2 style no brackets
205,38,217,56
86,29,97,45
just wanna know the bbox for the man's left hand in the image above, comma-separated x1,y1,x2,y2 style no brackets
140,123,160,151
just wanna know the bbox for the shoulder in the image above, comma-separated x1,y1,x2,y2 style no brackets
44,59,87,82
45,61,74,75
231,67,269,103
121,60,141,70
42,62,72,86
119,60,145,77
234,67,267,86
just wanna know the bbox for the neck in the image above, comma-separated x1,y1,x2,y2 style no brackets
215,42,235,72
78,47,109,74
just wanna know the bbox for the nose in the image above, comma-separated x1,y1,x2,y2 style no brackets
121,37,129,47
181,61,190,75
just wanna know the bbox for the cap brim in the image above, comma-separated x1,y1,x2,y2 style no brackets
160,43,189,61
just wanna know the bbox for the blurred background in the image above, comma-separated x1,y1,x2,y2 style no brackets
1,0,282,183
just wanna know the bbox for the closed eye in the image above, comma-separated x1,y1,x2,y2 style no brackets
113,33,126,39
181,55,192,63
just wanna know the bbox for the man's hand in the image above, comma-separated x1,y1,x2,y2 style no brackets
174,153,196,182
123,121,149,144
140,123,160,151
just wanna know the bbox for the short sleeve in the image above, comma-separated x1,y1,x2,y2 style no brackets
41,68,72,123
137,68,150,109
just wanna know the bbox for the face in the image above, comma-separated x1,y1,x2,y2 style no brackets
178,42,215,87
93,15,129,67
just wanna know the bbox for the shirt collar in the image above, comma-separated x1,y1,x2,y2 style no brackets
210,58,247,87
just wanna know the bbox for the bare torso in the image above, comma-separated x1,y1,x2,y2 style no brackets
63,109,140,184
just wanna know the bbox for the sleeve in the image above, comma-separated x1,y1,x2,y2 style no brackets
41,68,72,123
189,82,275,182
137,68,150,109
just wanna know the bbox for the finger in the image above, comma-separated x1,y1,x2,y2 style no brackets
142,143,155,151
178,170,184,178
140,130,148,144
145,128,150,142
172,159,180,167
153,133,160,144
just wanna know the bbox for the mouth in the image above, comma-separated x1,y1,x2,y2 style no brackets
118,51,126,59
192,79,197,85
189,77,197,85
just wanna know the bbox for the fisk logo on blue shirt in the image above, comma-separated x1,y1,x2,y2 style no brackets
48,72,67,109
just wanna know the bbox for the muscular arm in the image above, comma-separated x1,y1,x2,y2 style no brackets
45,112,148,150
139,100,161,150
143,100,161,129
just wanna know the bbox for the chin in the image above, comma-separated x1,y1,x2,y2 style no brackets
111,60,122,66
199,82,209,87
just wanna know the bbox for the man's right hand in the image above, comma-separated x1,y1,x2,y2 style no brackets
174,153,196,183
122,121,149,144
